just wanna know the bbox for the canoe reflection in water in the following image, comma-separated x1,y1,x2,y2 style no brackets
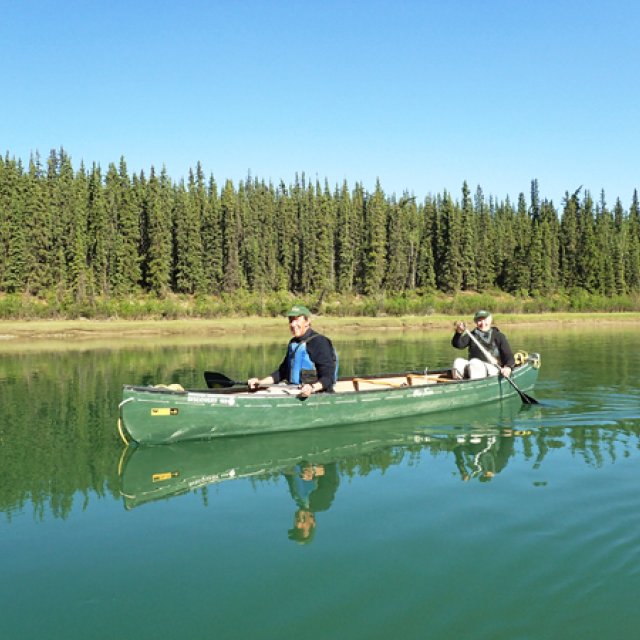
118,395,534,512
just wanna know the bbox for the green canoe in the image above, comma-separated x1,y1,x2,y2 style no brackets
118,353,541,445
118,396,531,509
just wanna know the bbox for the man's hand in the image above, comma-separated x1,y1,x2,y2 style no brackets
298,383,314,398
454,320,466,333
299,383,322,398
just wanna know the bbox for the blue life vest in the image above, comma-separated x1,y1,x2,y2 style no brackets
287,335,338,385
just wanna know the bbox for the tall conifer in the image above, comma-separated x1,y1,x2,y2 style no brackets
201,173,223,293
335,180,355,293
362,179,387,295
436,191,462,292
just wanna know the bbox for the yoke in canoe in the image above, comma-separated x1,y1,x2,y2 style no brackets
117,352,541,445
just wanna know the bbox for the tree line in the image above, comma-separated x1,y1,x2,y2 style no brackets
1,148,639,308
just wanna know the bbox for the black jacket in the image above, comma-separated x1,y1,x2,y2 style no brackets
276,328,337,390
451,327,515,368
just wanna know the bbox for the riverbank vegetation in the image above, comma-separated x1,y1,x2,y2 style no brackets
1,149,639,320
1,289,639,322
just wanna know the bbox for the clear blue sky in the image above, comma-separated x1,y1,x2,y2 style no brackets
2,0,638,207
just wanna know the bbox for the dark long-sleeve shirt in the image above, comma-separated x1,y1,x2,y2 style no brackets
276,328,337,390
451,327,515,369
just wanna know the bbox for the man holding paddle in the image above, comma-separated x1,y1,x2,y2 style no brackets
451,310,515,380
247,303,338,398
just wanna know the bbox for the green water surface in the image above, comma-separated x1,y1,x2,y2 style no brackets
1,327,639,640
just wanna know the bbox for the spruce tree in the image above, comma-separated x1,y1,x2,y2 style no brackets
201,173,223,294
508,193,531,294
540,199,560,291
626,190,640,291
560,189,580,290
105,158,141,295
528,222,545,295
275,180,296,291
612,198,627,294
384,196,413,291
335,180,355,293
459,181,477,290
87,163,109,296
69,160,90,302
493,197,516,290
435,191,462,292
24,153,53,294
415,195,436,291
311,179,336,294
575,191,599,292
144,167,173,296
172,181,191,293
362,179,387,295
403,194,421,290
1,157,26,293
474,186,495,291
185,165,207,294
351,181,367,293
171,169,204,294
46,149,71,297
221,179,242,292
594,192,616,295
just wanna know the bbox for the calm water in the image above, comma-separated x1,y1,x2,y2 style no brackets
1,326,639,640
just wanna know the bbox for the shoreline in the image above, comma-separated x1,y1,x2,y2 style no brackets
1,312,639,341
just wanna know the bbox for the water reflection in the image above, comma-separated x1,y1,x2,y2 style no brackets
2,330,639,640
2,329,639,527
117,400,534,542
2,394,637,528
285,462,339,543
118,398,527,506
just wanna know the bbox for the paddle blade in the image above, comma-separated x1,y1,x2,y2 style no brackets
521,391,539,405
204,371,238,389
504,374,539,404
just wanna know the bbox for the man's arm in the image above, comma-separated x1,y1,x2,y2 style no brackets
305,335,336,391
497,332,516,369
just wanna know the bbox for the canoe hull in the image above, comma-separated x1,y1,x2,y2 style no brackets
119,356,540,445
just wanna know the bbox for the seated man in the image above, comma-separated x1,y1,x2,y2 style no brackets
247,303,338,398
451,310,514,380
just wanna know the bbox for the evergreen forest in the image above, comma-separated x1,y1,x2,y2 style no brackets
1,148,639,318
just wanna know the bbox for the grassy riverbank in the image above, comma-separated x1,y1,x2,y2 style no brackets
1,312,639,342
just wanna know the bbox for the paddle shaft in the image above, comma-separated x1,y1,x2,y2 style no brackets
462,329,538,404
204,371,300,391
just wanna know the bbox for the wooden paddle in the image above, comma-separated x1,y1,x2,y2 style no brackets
462,330,539,405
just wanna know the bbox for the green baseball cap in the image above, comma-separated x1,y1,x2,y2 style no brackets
284,303,311,318
473,310,491,321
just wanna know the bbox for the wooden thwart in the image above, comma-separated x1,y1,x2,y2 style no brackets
350,373,452,392
352,377,407,392
406,373,456,385
332,373,458,393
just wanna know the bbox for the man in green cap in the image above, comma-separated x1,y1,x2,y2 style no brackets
451,310,515,380
247,303,338,398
